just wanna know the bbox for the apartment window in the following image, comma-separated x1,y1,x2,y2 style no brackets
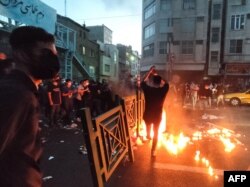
104,64,110,72
159,19,167,33
231,15,245,30
144,1,156,20
242,0,246,5
144,22,155,39
211,28,220,43
196,40,203,44
160,0,171,11
143,43,154,57
159,41,167,54
230,40,243,53
211,51,219,62
212,4,221,20
181,41,193,54
82,46,86,55
89,66,95,75
197,16,204,22
113,52,117,63
159,18,172,33
183,0,195,10
90,49,95,57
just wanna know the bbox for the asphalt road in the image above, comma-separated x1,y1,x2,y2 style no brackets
41,106,250,187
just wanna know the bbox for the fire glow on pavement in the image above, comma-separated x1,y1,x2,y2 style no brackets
135,109,246,179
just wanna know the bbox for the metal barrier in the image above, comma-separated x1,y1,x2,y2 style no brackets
81,105,135,187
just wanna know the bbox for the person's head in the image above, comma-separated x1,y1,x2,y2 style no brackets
153,75,162,86
9,26,60,80
0,52,7,60
65,78,72,87
81,79,89,87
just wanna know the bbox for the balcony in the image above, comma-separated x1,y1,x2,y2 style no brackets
224,54,250,63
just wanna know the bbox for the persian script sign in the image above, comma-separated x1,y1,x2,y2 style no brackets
226,64,250,75
0,0,56,34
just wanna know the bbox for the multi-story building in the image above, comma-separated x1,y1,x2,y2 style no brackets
142,0,250,86
117,44,140,80
222,0,250,87
87,25,113,44
87,25,121,83
56,15,99,81
142,0,209,81
98,41,119,82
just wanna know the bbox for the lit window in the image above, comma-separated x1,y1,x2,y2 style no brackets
89,66,95,75
82,46,86,55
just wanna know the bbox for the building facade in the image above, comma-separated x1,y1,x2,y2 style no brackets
98,42,119,82
142,0,250,86
56,15,99,81
87,25,113,44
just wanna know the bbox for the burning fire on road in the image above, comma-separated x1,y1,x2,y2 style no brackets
135,109,247,179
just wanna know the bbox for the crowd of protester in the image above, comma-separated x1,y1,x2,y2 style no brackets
38,77,120,128
166,79,250,110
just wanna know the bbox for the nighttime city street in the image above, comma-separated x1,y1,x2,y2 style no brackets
41,106,250,187
2,0,250,187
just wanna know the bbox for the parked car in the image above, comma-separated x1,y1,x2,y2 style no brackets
224,90,250,106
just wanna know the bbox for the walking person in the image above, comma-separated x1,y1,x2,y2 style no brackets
0,26,60,186
141,66,169,157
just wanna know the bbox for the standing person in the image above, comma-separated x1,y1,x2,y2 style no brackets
61,79,75,126
190,82,199,110
141,66,169,157
0,26,60,186
216,83,225,108
47,77,62,127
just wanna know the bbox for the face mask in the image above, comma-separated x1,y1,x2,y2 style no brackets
28,48,60,80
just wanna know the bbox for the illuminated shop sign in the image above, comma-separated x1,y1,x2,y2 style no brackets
0,0,56,34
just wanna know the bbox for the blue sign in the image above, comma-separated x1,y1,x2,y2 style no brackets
0,0,56,34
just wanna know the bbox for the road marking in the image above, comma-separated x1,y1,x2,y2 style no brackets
153,162,224,176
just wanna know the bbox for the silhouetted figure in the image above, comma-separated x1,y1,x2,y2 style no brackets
141,66,169,157
0,26,60,186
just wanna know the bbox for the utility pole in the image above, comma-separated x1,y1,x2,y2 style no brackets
205,0,212,77
64,0,67,17
167,33,173,81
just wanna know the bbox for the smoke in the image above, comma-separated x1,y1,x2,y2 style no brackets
100,0,140,13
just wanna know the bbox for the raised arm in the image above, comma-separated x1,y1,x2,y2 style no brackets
142,66,156,82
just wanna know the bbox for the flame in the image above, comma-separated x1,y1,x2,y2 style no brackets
195,150,200,161
219,136,236,152
134,108,244,178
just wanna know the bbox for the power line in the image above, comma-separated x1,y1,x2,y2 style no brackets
76,14,141,21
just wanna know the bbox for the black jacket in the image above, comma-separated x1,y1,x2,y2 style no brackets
0,70,43,187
